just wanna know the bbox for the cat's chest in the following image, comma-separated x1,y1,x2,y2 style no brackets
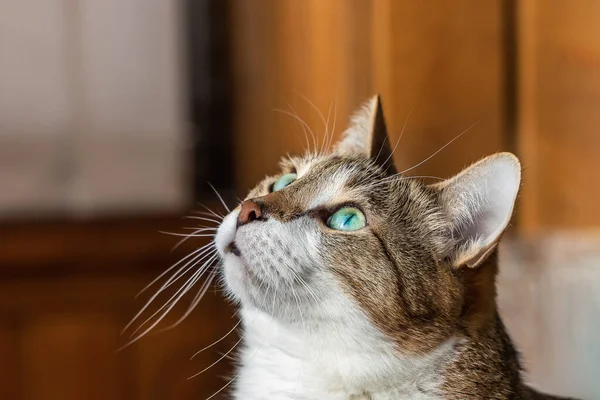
233,311,446,400
234,348,441,400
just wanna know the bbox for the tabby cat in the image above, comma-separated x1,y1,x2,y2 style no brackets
214,95,580,400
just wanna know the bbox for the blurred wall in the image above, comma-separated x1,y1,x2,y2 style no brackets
229,2,600,397
0,0,189,219
230,0,600,233
1,1,599,400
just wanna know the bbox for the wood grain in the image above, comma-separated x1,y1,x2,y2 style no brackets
230,1,507,194
0,216,234,400
518,0,600,231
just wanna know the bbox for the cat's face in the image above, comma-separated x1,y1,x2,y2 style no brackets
215,95,520,352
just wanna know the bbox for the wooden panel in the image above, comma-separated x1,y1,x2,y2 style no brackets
0,320,21,400
133,290,237,400
0,215,215,270
518,0,600,231
231,1,506,194
21,314,121,400
0,217,234,400
379,1,504,179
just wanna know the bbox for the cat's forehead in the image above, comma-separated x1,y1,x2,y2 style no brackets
284,153,384,183
266,153,395,210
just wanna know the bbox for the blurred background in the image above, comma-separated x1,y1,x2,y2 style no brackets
1,1,599,399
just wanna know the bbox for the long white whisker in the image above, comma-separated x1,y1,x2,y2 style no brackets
320,98,334,155
160,232,216,238
326,93,338,153
195,204,225,220
134,242,214,299
275,107,317,156
171,227,216,251
367,175,445,190
294,91,328,155
156,268,219,332
124,246,216,333
199,312,274,399
208,183,231,213
398,120,480,176
157,246,217,293
190,318,242,358
274,105,310,153
377,109,413,169
180,216,222,225
128,252,219,340
188,332,245,377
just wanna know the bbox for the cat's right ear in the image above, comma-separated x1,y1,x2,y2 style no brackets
432,153,521,269
334,95,397,174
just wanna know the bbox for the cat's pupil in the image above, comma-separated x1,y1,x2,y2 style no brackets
327,207,366,231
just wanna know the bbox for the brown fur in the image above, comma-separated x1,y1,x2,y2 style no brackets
237,95,581,399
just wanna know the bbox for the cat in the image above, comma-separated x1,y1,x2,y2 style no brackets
214,95,581,399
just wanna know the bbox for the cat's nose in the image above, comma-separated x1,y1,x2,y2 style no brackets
237,199,264,226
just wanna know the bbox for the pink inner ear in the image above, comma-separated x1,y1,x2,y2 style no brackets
439,153,521,266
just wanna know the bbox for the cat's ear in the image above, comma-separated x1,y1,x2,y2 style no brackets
334,94,396,173
433,153,521,268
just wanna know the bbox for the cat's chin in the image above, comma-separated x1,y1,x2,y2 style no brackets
221,251,258,301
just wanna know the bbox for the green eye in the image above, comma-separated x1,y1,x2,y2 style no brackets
326,207,366,231
272,173,297,192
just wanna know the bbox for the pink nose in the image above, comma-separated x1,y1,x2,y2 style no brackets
237,199,263,226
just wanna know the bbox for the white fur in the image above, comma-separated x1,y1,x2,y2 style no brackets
215,209,455,399
435,153,521,267
233,306,455,400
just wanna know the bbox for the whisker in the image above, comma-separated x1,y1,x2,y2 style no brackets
156,267,219,332
190,318,242,358
398,120,480,176
181,216,222,225
274,107,317,156
134,242,215,299
188,332,245,377
377,109,412,169
187,211,224,221
171,228,215,252
157,246,217,293
196,203,226,219
160,232,216,238
124,245,216,333
294,91,328,156
325,93,338,153
274,103,310,153
208,183,231,213
320,98,334,155
401,175,444,181
367,174,445,190
126,252,219,343
199,311,274,399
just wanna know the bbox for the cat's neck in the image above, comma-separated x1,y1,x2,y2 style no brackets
233,306,456,400
230,306,554,400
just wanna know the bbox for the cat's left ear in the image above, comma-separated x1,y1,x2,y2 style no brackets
334,94,396,174
433,153,521,269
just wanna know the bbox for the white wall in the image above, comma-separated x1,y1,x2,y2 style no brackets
0,0,189,219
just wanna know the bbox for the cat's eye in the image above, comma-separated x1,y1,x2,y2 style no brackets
272,173,297,192
326,207,366,231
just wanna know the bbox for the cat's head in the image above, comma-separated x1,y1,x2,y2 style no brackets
215,95,520,352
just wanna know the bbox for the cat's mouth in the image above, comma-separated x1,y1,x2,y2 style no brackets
226,241,242,257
